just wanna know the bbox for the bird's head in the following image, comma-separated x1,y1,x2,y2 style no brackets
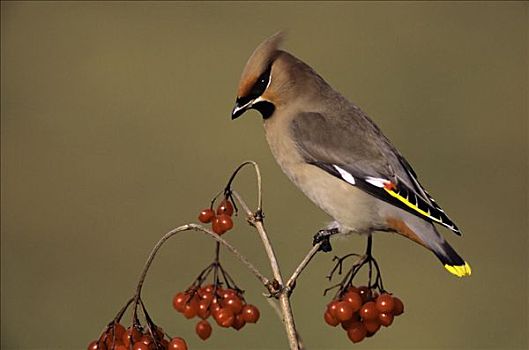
232,32,300,120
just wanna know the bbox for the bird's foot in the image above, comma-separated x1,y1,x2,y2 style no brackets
313,228,339,252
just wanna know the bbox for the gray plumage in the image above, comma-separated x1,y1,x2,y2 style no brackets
231,33,470,277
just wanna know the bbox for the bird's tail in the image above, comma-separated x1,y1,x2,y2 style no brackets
431,239,472,277
387,217,471,277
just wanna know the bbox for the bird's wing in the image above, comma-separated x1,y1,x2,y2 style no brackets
289,111,461,235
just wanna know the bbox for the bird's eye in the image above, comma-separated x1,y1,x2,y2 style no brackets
235,65,272,108
248,65,272,98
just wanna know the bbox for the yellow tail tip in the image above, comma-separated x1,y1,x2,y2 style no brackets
444,262,472,277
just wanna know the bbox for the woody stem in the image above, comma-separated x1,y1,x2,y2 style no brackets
232,190,301,350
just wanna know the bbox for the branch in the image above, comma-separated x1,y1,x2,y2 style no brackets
265,298,306,350
229,161,323,350
225,160,263,211
132,223,269,321
232,191,282,288
232,190,300,350
286,243,322,293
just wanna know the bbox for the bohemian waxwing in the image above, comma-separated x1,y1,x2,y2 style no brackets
231,33,471,277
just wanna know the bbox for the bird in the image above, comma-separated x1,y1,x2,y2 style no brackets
230,32,471,278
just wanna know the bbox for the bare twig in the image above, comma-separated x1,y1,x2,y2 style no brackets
263,298,306,350
225,161,263,211
286,243,322,292
232,191,282,289
232,187,300,349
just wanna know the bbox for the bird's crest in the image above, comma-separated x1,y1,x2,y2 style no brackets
237,32,285,98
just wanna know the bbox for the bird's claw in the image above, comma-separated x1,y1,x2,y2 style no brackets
313,228,339,252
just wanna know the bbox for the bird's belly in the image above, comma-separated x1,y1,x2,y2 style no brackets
282,162,381,234
264,120,381,233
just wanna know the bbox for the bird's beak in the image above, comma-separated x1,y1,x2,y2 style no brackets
231,98,254,120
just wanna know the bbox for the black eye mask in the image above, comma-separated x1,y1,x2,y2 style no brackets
236,65,272,107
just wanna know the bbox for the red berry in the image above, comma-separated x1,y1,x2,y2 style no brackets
172,292,188,312
379,312,394,327
334,301,354,322
104,329,125,348
199,291,214,304
376,293,395,313
210,299,222,315
197,299,212,319
104,323,126,348
160,338,170,349
197,286,209,297
217,214,233,232
357,286,372,302
87,340,105,350
183,295,199,319
168,337,188,350
217,288,237,299
393,297,404,316
241,304,260,323
360,301,378,321
122,327,142,347
137,335,153,347
363,319,381,334
232,313,246,331
113,323,127,339
199,208,215,223
341,315,360,330
196,320,212,340
347,285,359,294
346,321,367,343
114,345,128,350
326,300,340,318
324,310,339,327
222,295,243,315
215,308,235,327
203,284,214,293
211,217,226,235
343,291,363,312
132,342,150,350
217,199,234,216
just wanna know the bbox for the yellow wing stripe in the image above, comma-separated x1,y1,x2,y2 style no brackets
444,262,472,277
384,188,444,225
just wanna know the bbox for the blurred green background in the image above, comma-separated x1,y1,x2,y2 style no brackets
1,2,527,349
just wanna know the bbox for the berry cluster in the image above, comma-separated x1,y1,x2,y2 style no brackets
199,198,234,235
173,285,260,340
87,322,188,350
324,286,404,343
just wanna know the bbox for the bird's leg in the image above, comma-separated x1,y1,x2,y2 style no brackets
313,228,339,252
362,235,386,291
365,234,373,257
